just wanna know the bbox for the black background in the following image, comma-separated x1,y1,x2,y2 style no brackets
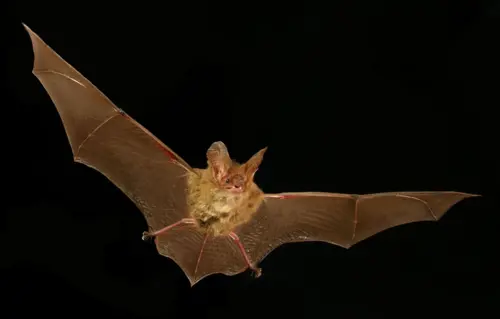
2,1,498,318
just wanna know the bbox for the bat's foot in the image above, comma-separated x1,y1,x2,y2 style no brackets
142,231,154,241
229,231,262,279
143,219,196,242
251,267,262,278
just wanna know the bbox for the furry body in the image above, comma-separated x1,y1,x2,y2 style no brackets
187,168,264,236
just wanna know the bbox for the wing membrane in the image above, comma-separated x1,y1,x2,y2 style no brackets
237,192,476,266
24,23,193,239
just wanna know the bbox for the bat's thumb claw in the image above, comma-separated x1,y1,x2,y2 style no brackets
142,231,153,241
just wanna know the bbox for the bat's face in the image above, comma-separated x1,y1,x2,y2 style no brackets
207,141,267,194
220,169,248,193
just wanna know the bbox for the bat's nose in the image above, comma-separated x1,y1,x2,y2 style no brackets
233,175,245,187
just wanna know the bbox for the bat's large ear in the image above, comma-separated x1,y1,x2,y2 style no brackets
207,141,231,181
244,147,267,179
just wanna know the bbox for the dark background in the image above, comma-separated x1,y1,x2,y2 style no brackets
2,0,498,318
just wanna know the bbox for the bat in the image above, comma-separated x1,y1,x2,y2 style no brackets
23,24,478,286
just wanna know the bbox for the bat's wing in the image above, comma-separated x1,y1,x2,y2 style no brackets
236,191,477,269
23,24,218,284
23,24,478,285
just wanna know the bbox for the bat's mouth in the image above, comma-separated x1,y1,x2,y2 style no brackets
226,185,244,193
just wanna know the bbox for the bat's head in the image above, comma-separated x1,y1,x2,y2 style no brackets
207,141,267,193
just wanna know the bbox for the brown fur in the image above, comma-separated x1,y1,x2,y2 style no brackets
185,142,267,236
186,168,264,236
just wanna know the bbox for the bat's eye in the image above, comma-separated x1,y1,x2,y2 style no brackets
225,178,230,184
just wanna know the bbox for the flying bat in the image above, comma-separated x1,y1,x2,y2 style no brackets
23,23,477,286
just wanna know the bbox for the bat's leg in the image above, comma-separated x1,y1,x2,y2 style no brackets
228,232,262,278
142,218,196,241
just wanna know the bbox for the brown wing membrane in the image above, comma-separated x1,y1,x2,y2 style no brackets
236,191,477,268
154,228,248,285
23,24,213,281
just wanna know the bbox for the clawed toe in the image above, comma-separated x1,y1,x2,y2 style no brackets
252,267,262,278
